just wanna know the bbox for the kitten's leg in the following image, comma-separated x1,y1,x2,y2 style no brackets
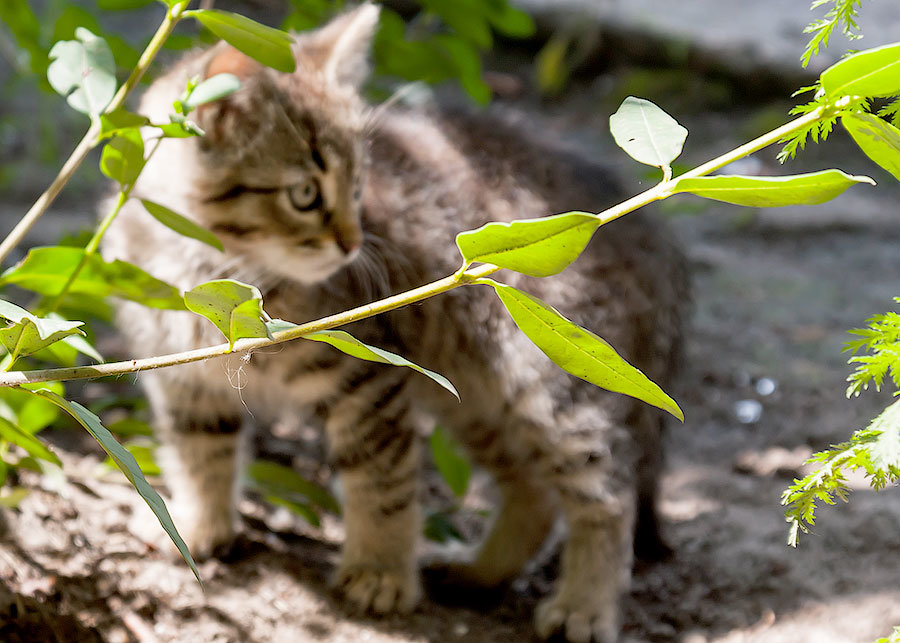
145,372,246,559
326,368,421,614
437,423,558,588
534,446,636,643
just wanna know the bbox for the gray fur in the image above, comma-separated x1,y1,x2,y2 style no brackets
102,5,688,642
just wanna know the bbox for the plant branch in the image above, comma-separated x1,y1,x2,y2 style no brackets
0,263,501,387
0,2,189,267
0,103,834,388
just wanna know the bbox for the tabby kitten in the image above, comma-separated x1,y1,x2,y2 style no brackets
102,5,688,642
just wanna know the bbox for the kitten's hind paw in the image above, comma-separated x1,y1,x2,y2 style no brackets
534,593,618,643
333,564,420,615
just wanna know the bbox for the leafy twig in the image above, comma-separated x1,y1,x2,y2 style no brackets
801,0,865,68
0,1,190,266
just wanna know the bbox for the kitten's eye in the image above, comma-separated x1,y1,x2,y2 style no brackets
289,178,320,211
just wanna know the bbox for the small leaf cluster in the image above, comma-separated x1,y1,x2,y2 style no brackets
781,304,900,548
801,0,864,68
845,302,900,397
780,41,900,169
371,0,534,104
0,5,296,575
877,626,900,643
782,399,900,546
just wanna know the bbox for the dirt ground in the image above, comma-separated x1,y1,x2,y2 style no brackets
3,52,900,643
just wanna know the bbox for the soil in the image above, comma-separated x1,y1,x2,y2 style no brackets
3,54,900,643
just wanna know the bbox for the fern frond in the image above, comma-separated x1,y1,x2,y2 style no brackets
783,400,900,545
801,0,865,68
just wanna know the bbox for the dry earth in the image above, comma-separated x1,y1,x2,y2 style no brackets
3,44,900,643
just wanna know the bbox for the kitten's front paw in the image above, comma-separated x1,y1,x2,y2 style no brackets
333,563,420,615
534,592,618,643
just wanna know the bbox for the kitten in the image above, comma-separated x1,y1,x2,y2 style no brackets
101,4,688,642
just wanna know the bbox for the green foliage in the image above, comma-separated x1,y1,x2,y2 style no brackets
801,0,864,68
29,388,201,583
1,247,186,310
609,96,688,177
776,85,843,162
371,0,534,104
100,129,145,186
429,426,470,498
185,9,296,73
481,279,684,421
297,327,460,399
245,459,340,527
845,301,900,397
456,212,601,278
140,200,224,252
842,113,900,181
184,280,271,351
671,170,874,207
877,627,900,643
782,399,900,546
47,28,117,117
0,300,85,368
877,98,900,128
820,42,900,98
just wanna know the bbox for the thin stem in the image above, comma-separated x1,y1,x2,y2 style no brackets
0,264,501,387
0,2,190,267
0,102,832,388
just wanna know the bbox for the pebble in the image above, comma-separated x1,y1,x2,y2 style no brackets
734,399,763,424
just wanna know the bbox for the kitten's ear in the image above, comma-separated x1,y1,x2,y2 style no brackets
204,44,262,80
300,3,380,89
195,45,263,145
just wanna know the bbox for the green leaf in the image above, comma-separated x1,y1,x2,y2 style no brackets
672,170,875,207
184,280,271,351
0,381,64,435
264,494,321,526
429,426,470,498
47,28,116,117
0,300,84,364
485,281,683,421
299,328,460,400
245,459,340,514
106,418,154,437
99,109,150,139
484,2,535,38
157,116,204,138
183,73,242,111
456,212,600,277
0,417,61,465
0,488,30,508
105,440,160,477
100,129,145,186
609,96,688,169
843,112,900,182
141,200,224,251
1,247,186,310
186,9,296,73
423,510,465,544
821,42,900,99
29,388,201,584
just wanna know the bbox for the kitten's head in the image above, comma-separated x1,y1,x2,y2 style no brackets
188,4,380,283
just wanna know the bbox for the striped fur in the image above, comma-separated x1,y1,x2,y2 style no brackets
102,5,688,642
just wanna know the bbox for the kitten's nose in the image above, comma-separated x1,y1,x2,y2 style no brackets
337,234,361,255
335,223,362,255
